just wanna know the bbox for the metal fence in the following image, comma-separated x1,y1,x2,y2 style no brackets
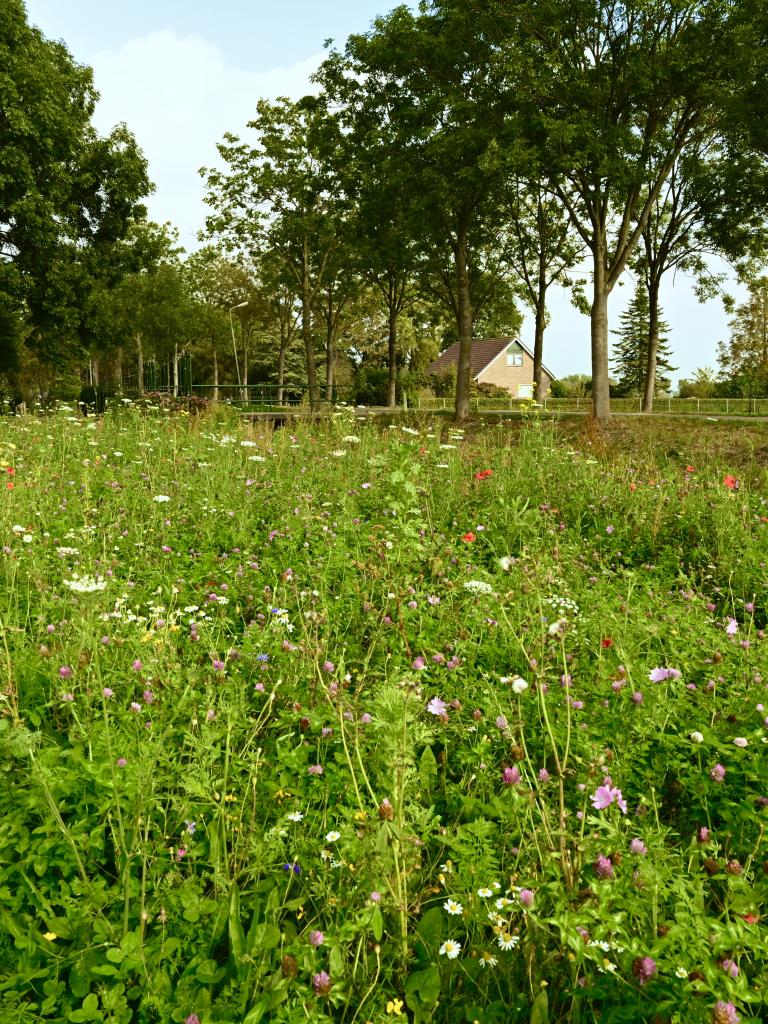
412,395,768,416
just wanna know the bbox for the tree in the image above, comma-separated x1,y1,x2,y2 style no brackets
0,1,150,370
717,277,768,397
449,0,750,420
612,283,676,396
202,96,346,410
504,180,584,399
321,4,518,421
678,366,718,397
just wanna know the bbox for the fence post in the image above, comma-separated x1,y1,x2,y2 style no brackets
726,399,729,414
576,396,580,412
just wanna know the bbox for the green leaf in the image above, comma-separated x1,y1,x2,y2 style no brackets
243,997,269,1024
405,966,441,1011
371,905,384,942
229,884,245,961
248,923,281,952
530,989,549,1024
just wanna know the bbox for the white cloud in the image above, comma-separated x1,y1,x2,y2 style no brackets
90,30,321,247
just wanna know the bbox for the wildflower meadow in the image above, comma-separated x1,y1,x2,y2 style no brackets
0,405,766,1024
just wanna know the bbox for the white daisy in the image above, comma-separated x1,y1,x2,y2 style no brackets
325,830,341,842
443,899,463,915
439,939,461,959
497,932,519,951
477,887,493,898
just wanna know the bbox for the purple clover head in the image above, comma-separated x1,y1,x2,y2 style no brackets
503,765,521,785
595,854,614,879
309,930,325,947
632,956,657,985
629,838,648,856
518,889,535,909
710,763,726,783
713,1001,741,1024
312,970,331,996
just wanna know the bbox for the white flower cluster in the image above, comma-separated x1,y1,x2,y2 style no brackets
63,575,106,594
463,580,494,595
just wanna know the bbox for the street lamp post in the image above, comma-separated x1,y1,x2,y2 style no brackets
229,301,248,401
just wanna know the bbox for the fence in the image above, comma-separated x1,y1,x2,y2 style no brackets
412,395,768,416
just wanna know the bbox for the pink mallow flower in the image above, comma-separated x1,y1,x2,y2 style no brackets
591,778,628,814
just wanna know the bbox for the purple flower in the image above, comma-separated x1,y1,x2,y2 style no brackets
631,691,644,705
712,1001,740,1024
710,763,726,783
369,891,382,903
282,862,301,875
322,660,334,673
130,702,141,713
591,781,627,814
632,956,657,985
143,689,155,703
116,757,127,767
132,659,143,671
503,766,521,785
721,959,739,979
186,1015,201,1024
309,930,325,947
606,525,614,535
102,687,114,698
308,764,324,775
412,656,426,670
629,838,648,856
697,826,711,843
594,855,614,879
538,768,550,782
725,618,739,636
495,714,509,731
211,659,225,672
427,696,448,716
312,970,331,996
518,889,535,909
648,667,668,682
58,665,73,679
360,713,372,724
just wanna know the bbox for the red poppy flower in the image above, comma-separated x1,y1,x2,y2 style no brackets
685,465,695,474
629,482,637,492
723,474,738,490
6,467,14,476
474,469,493,480
461,531,476,543
600,637,613,649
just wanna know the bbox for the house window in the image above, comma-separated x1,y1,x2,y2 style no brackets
517,383,534,398
506,345,523,366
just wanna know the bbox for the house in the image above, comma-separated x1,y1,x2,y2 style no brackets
426,338,556,399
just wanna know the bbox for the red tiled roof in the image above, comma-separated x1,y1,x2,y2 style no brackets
427,339,511,377
426,337,556,381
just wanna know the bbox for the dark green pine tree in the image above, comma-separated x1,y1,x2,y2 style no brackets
612,285,676,396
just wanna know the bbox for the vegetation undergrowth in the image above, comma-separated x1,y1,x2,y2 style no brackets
0,405,766,1024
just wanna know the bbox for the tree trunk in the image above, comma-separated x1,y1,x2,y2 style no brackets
172,342,179,398
387,304,398,408
212,348,219,403
136,335,144,396
590,244,611,421
115,347,123,391
325,322,335,403
277,340,287,405
642,278,661,413
453,223,474,423
91,357,99,387
302,239,319,410
533,296,547,402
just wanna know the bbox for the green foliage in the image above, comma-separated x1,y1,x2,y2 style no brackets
612,283,676,396
0,409,767,1022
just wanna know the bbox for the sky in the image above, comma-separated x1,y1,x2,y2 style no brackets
24,0,745,387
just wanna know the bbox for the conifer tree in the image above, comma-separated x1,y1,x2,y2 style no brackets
612,285,676,396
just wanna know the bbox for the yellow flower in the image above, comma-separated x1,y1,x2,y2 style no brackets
386,998,404,1015
43,932,57,941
